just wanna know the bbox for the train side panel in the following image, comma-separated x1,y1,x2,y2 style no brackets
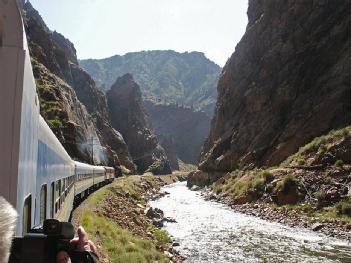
94,166,106,185
36,116,74,225
0,0,39,237
15,23,40,236
74,161,95,196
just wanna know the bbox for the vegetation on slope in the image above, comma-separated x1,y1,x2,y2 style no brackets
282,126,351,167
208,126,351,230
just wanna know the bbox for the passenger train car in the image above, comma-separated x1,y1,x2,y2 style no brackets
0,0,115,236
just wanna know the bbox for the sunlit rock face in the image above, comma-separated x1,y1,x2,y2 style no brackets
23,2,135,172
107,74,172,175
80,50,221,118
200,0,351,179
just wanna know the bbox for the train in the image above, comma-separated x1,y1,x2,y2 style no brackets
0,0,115,236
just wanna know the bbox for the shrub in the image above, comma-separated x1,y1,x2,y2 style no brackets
335,160,344,167
153,228,171,245
252,178,265,195
336,201,351,216
47,118,63,128
277,174,298,194
297,158,306,165
261,170,274,183
315,190,326,203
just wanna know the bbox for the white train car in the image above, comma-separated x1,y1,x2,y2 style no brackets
74,161,95,197
0,0,117,237
0,0,40,236
94,166,107,186
104,167,116,182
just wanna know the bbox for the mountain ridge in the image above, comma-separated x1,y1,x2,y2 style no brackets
80,50,221,117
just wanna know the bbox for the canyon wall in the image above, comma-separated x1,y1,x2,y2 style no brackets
200,0,351,179
144,99,210,169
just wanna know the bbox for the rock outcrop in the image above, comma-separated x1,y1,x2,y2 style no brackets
107,74,172,175
23,2,135,172
200,0,351,180
144,98,211,169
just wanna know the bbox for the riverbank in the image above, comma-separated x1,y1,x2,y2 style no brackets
202,190,351,241
202,167,351,242
71,174,185,263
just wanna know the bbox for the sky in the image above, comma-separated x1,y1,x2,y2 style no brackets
29,0,248,66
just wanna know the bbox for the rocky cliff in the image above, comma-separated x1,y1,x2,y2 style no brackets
200,0,351,179
144,99,210,169
23,2,135,172
107,74,172,175
80,50,221,117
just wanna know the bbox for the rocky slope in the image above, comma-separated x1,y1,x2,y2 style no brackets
144,98,210,169
200,0,351,180
107,74,171,175
80,50,221,117
23,2,135,172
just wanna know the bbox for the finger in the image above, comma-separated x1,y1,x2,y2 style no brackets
77,226,90,251
78,226,88,243
70,237,79,245
88,240,97,253
56,251,71,263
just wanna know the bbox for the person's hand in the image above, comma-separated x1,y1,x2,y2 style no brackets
56,226,97,263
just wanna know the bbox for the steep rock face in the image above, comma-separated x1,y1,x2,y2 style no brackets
107,74,172,175
144,99,211,169
32,59,102,164
200,1,351,178
80,50,221,117
23,3,135,171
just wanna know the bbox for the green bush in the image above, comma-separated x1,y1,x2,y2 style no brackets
153,228,171,245
297,158,306,165
336,201,351,216
315,190,326,203
47,118,63,128
261,170,274,183
335,160,344,167
277,174,298,194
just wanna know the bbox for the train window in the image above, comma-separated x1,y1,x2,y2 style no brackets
51,182,54,218
56,180,61,199
23,195,32,234
40,185,47,224
0,20,3,46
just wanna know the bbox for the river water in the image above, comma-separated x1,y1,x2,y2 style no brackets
149,182,351,263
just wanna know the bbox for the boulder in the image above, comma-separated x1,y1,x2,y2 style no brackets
312,223,324,231
187,170,210,187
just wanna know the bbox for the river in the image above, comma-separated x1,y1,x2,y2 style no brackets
149,182,351,263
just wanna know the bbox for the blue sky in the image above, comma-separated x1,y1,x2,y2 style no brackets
29,0,248,66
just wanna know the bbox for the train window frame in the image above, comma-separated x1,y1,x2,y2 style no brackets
50,182,54,218
23,195,32,234
0,19,3,47
40,184,47,224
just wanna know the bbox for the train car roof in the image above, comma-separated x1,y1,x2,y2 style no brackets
74,161,94,169
93,165,106,172
38,116,72,164
74,161,105,172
